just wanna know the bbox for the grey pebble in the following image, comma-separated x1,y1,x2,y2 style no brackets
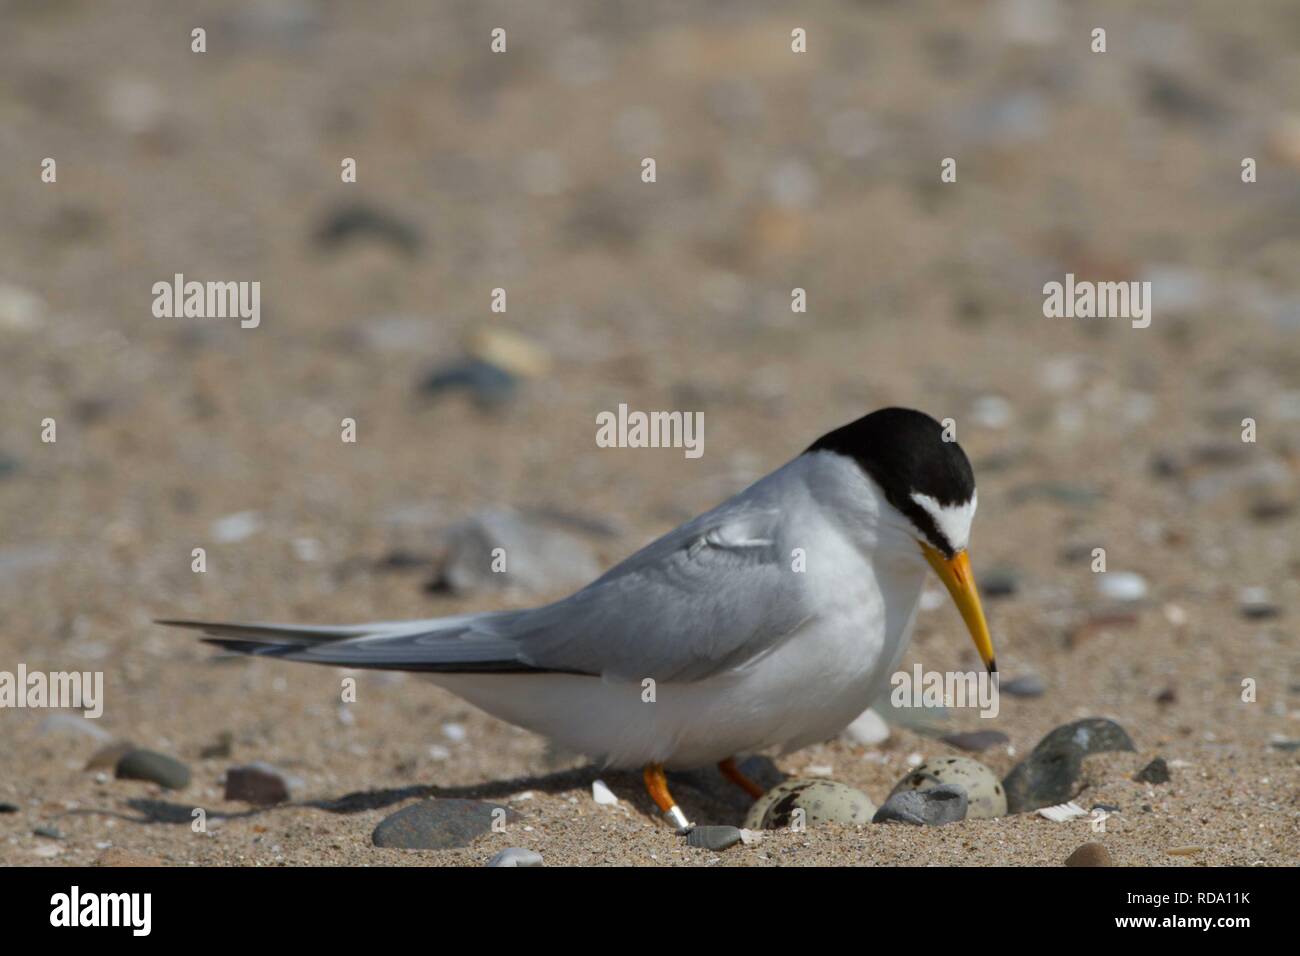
1134,757,1171,784
34,825,63,839
980,568,1019,598
873,784,968,826
115,749,191,790
941,730,1010,752
1003,718,1134,813
685,826,743,851
487,847,544,867
418,358,517,409
314,202,421,255
1000,675,1046,698
372,799,518,850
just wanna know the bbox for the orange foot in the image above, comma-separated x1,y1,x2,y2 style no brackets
643,763,691,830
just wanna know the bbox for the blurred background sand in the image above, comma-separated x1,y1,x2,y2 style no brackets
0,0,1297,865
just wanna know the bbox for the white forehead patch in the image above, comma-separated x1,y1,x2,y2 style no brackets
909,490,977,552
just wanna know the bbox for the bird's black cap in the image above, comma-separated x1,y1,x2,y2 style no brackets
807,407,976,556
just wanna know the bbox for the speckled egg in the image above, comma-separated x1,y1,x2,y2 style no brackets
743,778,878,830
888,756,1006,819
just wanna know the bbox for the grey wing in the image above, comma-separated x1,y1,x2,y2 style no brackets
160,505,815,682
501,504,817,682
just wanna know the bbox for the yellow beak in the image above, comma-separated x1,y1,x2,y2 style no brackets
920,543,997,674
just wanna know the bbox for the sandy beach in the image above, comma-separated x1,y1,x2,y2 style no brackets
1,0,1297,867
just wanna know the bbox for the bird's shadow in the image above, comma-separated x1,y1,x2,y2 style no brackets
63,757,785,828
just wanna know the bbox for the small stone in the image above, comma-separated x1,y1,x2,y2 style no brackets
1035,717,1136,756
841,707,890,746
1096,572,1148,602
686,826,743,851
591,780,619,806
1166,846,1203,857
487,847,544,867
1134,757,1171,784
199,731,233,759
114,750,191,790
314,202,422,256
0,282,46,331
418,358,518,409
979,568,1019,598
372,799,518,850
873,784,968,826
1065,842,1112,867
1239,587,1280,620
1155,687,1177,706
225,763,291,805
38,713,113,742
1000,675,1046,698
941,730,1010,753
85,741,136,771
211,511,262,544
0,802,18,813
1003,718,1134,813
34,825,64,840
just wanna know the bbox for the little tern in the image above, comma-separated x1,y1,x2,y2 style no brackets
160,408,996,829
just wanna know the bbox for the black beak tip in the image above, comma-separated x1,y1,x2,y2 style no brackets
987,657,997,675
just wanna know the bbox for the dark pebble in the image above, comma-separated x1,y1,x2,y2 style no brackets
314,202,421,255
1003,718,1134,813
1134,757,1171,784
873,784,968,826
417,358,517,408
115,749,191,790
372,799,518,850
686,826,744,851
1036,717,1135,756
225,764,291,805
374,549,435,572
34,826,63,840
199,731,233,760
980,569,1019,599
0,802,18,813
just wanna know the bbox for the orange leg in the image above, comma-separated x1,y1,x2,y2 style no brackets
643,763,691,830
718,756,766,800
